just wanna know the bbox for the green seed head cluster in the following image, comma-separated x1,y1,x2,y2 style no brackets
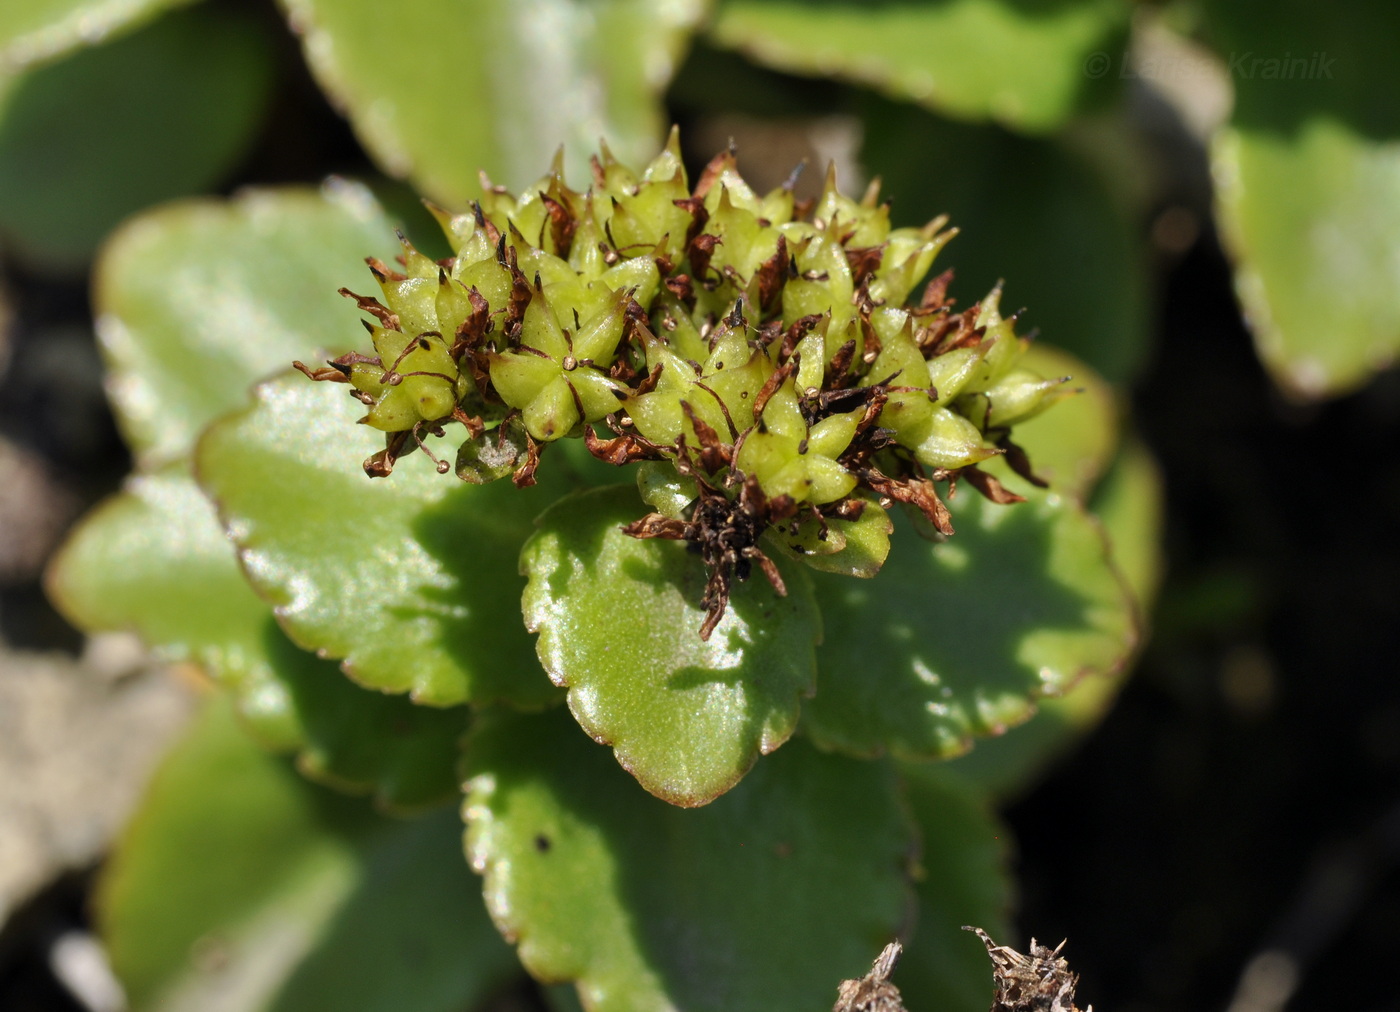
298,132,1072,636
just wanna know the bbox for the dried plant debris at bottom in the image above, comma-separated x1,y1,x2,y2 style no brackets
965,926,1093,1012
296,132,1076,636
833,930,1093,1012
834,941,910,1012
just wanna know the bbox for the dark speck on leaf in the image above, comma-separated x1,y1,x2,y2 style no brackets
534,834,551,853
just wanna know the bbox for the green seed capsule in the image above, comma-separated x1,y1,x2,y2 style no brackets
309,134,1074,628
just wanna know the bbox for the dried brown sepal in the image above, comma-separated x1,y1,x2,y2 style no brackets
858,311,883,361
679,400,732,473
583,424,666,466
862,470,954,536
915,268,955,316
502,243,532,342
829,497,868,522
962,465,1027,505
473,201,502,248
450,287,493,360
755,234,790,313
996,437,1049,489
688,233,721,287
365,256,407,283
511,431,543,488
339,288,401,331
833,942,907,1012
751,360,797,424
588,153,609,191
293,351,381,384
293,360,348,383
363,430,415,478
928,306,984,356
777,313,824,362
963,927,1092,1012
541,194,577,258
827,338,859,388
671,196,709,250
451,405,486,439
618,298,652,355
844,245,885,290
691,147,737,201
664,273,695,306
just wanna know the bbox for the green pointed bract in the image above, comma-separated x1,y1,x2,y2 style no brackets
304,134,1072,635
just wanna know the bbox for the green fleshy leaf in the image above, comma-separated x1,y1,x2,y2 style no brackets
708,0,1129,132
47,464,467,809
1206,0,1400,399
0,5,274,273
100,699,519,1012
278,0,709,200
802,483,1136,760
0,0,192,75
197,372,570,709
464,707,914,1012
861,97,1150,383
1089,434,1164,611
1214,129,1400,397
895,767,1011,1012
940,436,1162,800
520,485,821,806
1217,116,1400,396
95,182,399,467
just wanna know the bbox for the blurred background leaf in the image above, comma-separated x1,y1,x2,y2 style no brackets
706,0,1131,132
277,0,710,201
1206,0,1400,398
94,182,397,466
47,464,470,809
0,0,194,76
100,698,519,1012
0,4,275,274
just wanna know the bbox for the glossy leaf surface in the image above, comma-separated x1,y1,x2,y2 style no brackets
198,373,569,709
0,0,191,75
101,700,518,1012
521,484,821,806
708,0,1128,132
1208,0,1400,398
802,473,1136,760
941,436,1162,799
278,0,708,199
0,5,273,272
47,465,468,809
464,707,913,1012
95,183,398,467
861,97,1150,383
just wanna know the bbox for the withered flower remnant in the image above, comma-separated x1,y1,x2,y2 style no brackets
298,131,1074,636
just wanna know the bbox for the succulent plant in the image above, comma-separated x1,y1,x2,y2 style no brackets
297,131,1073,637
